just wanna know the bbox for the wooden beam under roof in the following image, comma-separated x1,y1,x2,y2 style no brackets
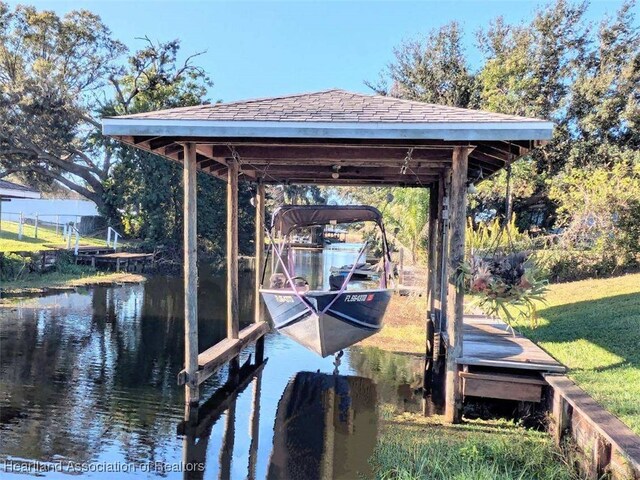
265,178,439,187
143,136,476,150
147,143,456,163
198,145,453,162
112,134,515,186
243,164,443,176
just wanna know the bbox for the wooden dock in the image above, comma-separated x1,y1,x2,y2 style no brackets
460,315,565,373
86,252,154,272
456,314,565,404
44,244,154,272
441,314,640,479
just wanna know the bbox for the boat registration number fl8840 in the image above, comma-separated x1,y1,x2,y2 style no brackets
345,294,374,302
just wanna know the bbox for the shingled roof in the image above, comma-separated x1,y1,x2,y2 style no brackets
112,89,547,124
0,180,41,199
102,89,553,187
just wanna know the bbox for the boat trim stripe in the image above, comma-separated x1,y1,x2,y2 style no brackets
326,309,381,331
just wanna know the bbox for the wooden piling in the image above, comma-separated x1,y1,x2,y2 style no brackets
227,157,240,339
444,147,471,424
183,143,200,405
423,185,439,413
430,172,449,408
427,184,439,316
254,182,265,324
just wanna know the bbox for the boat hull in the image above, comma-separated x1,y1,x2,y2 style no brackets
260,289,392,357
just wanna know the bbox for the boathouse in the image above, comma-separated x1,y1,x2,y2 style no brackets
102,89,553,423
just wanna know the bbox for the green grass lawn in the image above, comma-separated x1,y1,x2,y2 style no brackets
0,220,106,252
515,273,640,436
372,410,575,479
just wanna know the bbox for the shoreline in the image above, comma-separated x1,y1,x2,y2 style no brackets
0,271,147,299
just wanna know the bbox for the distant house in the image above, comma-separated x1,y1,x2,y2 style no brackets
0,180,41,234
1,180,103,234
0,179,41,201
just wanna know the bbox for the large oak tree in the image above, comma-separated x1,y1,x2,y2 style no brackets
0,3,210,214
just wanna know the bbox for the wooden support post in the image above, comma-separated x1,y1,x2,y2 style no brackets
254,182,265,324
505,164,513,225
227,157,240,340
423,185,439,415
427,184,440,316
34,214,38,239
552,391,571,445
184,143,200,405
430,173,449,414
444,147,471,424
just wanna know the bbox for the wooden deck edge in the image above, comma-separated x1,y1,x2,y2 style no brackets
459,371,546,385
177,321,270,386
460,370,545,402
457,356,567,373
544,374,640,477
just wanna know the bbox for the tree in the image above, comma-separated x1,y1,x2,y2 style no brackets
386,188,430,262
0,3,210,215
548,151,640,265
566,0,640,161
366,0,639,263
367,21,478,108
0,4,125,204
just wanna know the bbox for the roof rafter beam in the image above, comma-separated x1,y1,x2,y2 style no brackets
193,145,455,162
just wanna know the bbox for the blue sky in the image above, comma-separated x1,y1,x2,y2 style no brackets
11,1,628,102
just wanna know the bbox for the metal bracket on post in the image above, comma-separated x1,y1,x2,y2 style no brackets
177,370,200,388
177,370,188,386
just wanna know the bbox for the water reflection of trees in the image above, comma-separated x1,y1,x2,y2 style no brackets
0,273,256,469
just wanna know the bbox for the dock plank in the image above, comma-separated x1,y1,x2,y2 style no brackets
176,321,271,386
459,315,566,373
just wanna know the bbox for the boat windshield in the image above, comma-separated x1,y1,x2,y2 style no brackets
266,217,392,293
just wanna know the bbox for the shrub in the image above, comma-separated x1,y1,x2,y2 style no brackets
533,249,636,283
548,157,640,266
0,253,34,282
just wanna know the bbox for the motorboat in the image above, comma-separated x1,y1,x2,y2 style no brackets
259,205,394,357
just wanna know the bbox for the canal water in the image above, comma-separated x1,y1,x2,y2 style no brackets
0,245,423,479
